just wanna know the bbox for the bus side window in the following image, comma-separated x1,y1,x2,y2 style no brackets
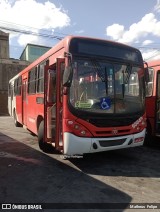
37,64,44,93
28,68,37,94
8,82,14,98
14,78,17,96
17,76,22,95
146,68,154,97
13,76,22,96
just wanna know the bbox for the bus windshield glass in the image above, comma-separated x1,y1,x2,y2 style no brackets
69,59,145,115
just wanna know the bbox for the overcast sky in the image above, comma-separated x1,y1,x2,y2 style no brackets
0,0,160,60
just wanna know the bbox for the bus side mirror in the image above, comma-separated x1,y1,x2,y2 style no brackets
144,68,149,83
144,61,149,83
63,66,72,87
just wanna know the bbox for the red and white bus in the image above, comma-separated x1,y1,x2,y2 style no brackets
145,60,160,144
8,36,146,156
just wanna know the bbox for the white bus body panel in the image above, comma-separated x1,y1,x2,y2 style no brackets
8,96,16,117
8,77,17,117
63,129,146,155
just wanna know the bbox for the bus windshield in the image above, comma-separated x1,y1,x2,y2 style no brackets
69,58,145,115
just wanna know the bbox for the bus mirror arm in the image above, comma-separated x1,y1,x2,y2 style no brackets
63,66,73,87
144,61,149,83
63,87,68,95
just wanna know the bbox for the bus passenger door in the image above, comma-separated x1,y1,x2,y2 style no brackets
22,78,28,126
44,59,64,151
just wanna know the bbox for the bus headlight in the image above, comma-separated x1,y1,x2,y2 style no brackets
66,120,92,137
80,130,86,135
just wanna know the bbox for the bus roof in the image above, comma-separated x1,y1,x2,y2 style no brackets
147,59,160,68
10,35,142,81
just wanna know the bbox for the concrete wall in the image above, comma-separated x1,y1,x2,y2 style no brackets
0,30,9,58
0,30,30,115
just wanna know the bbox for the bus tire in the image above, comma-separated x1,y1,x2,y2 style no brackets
144,121,153,146
38,121,53,152
13,110,22,127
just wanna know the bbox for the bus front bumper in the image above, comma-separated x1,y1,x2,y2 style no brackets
63,129,146,156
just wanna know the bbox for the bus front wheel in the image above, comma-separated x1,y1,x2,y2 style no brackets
144,121,153,146
38,121,53,152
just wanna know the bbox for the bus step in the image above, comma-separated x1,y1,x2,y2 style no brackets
51,142,63,148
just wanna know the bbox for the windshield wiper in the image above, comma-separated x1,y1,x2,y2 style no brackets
91,60,105,82
104,67,108,95
121,64,132,98
91,60,109,96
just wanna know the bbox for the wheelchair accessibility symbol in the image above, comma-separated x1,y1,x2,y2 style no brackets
100,97,111,110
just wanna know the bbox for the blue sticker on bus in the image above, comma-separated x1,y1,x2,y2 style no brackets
100,97,111,110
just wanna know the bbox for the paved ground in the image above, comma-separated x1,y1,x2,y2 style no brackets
0,116,160,212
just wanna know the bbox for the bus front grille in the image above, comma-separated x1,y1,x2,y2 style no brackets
99,138,126,147
88,117,137,127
